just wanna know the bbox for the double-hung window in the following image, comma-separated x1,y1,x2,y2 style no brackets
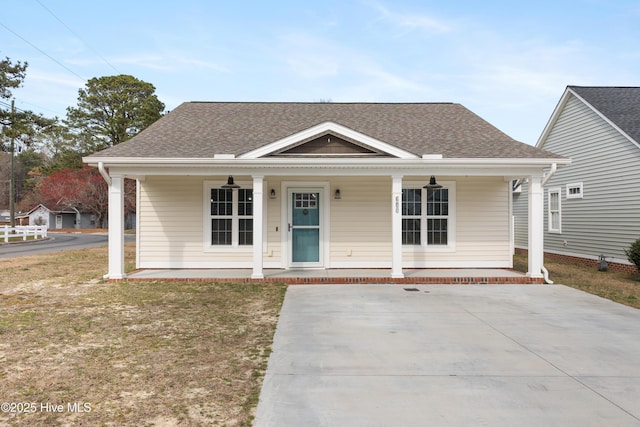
402,189,422,245
548,188,561,233
206,182,253,249
402,182,455,250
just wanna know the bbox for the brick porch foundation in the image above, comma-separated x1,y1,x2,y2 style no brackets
119,270,544,285
515,248,638,275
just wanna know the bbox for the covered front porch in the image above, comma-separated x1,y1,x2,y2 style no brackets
124,267,540,284
102,170,550,282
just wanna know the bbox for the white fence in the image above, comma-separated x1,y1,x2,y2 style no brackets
1,225,48,243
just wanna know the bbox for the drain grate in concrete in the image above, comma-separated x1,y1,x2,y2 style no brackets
403,287,430,294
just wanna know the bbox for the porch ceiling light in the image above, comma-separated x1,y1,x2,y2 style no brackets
221,175,240,189
423,176,443,190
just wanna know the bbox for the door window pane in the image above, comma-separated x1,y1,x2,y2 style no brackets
292,228,320,262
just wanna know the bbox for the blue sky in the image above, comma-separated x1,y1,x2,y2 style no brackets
1,0,639,145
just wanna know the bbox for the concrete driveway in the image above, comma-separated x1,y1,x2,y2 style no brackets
254,284,640,427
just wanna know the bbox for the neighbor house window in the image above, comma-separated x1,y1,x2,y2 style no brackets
566,182,583,199
548,188,561,233
402,183,454,249
207,185,253,247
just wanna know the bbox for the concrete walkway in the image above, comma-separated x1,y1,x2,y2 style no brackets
254,284,640,427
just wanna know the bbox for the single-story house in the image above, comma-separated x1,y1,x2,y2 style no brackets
16,204,97,229
0,208,10,225
83,102,568,281
514,86,640,272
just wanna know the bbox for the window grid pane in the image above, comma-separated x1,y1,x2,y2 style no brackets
294,193,317,209
427,188,448,216
551,213,560,230
550,192,559,211
402,219,421,245
238,219,253,245
238,189,253,216
427,218,448,245
402,189,421,216
426,188,448,245
211,219,232,245
211,189,232,216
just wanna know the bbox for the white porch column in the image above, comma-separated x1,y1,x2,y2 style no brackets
107,175,125,279
391,175,404,278
252,175,264,279
527,174,544,279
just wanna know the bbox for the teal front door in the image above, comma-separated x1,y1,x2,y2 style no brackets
289,190,322,266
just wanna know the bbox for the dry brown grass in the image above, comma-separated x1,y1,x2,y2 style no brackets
513,254,640,309
0,244,286,426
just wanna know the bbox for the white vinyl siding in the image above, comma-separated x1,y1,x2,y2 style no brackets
329,176,391,265
138,175,513,269
138,176,253,268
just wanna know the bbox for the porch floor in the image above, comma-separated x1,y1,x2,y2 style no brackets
124,268,542,284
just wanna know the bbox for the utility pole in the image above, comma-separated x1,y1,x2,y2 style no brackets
9,99,15,228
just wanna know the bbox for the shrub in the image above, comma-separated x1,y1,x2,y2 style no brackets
624,238,640,272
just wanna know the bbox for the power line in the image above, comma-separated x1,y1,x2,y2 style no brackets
0,100,30,115
15,99,65,117
0,99,64,122
35,0,121,75
0,20,86,82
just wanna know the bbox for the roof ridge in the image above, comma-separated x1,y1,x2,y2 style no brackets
569,85,640,89
187,101,456,105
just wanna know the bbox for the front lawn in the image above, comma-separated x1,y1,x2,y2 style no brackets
0,245,286,426
513,254,640,309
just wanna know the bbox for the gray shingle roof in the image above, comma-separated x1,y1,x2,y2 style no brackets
87,102,562,159
569,86,640,144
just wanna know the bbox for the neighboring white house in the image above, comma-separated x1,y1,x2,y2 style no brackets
83,102,568,280
0,208,9,225
16,204,97,229
514,86,640,272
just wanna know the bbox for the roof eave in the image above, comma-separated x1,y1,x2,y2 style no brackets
84,156,570,175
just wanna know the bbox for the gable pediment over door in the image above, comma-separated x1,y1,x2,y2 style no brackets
238,121,419,159
270,133,390,157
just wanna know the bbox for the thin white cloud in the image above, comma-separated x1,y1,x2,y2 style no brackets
279,32,433,102
27,69,85,88
175,58,230,73
353,66,431,97
281,34,340,79
365,0,451,34
68,54,229,73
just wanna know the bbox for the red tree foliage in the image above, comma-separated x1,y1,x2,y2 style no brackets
36,166,135,227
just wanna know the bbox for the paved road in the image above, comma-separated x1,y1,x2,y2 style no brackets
0,233,133,259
